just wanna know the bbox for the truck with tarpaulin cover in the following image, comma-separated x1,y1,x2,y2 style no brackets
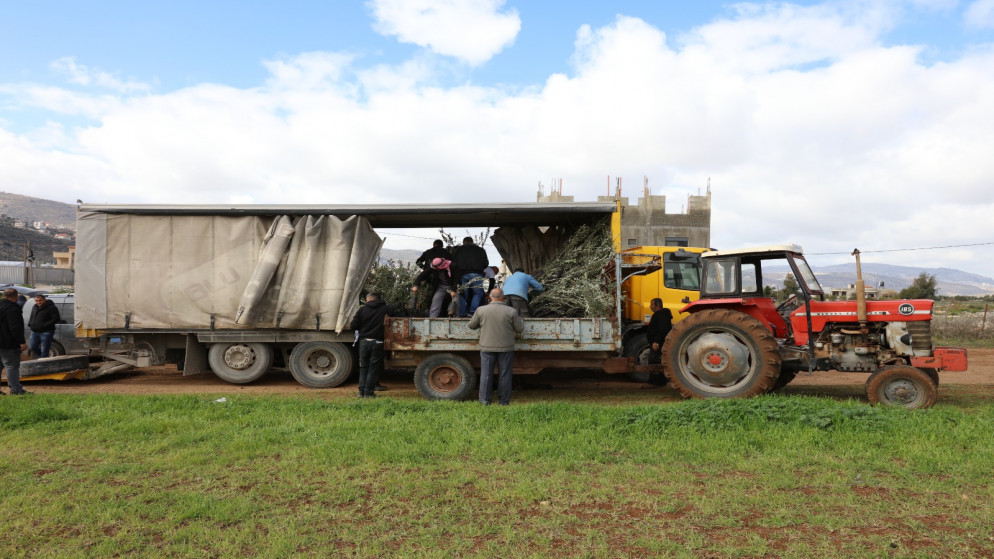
72,202,706,392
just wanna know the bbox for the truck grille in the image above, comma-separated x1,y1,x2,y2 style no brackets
906,321,933,352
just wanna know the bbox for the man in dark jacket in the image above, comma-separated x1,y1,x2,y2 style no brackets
28,294,61,358
645,298,672,385
415,240,452,270
1,288,30,395
451,236,489,317
349,292,399,398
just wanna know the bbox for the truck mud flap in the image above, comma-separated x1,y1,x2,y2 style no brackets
183,335,209,375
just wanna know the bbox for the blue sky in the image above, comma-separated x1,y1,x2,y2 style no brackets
2,1,988,93
2,0,994,276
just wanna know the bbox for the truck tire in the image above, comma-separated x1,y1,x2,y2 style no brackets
623,332,652,383
288,341,354,388
208,342,273,384
865,365,937,409
20,355,89,377
662,308,781,399
414,353,478,401
48,341,66,357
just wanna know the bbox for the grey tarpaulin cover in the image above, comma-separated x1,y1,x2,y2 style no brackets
76,212,383,333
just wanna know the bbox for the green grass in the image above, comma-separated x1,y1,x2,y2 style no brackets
2,394,994,557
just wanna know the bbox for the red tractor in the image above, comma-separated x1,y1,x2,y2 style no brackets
662,245,968,409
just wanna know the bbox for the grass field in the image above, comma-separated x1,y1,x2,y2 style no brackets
2,393,993,558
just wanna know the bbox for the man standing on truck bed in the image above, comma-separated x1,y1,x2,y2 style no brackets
412,258,456,318
1,288,30,395
416,239,451,270
468,288,524,406
28,294,60,358
350,292,399,399
452,236,489,317
501,268,544,317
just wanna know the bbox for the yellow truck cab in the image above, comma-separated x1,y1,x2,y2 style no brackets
621,246,707,324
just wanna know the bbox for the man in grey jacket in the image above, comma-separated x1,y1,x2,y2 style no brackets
468,288,524,405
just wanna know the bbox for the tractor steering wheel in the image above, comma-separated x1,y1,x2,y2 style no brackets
777,294,800,315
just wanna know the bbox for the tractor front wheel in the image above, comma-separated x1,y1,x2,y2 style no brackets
865,365,938,409
662,308,781,399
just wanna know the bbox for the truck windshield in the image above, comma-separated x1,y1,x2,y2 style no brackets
792,256,824,294
663,252,701,291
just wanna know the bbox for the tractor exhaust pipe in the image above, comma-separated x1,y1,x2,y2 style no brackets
852,248,867,330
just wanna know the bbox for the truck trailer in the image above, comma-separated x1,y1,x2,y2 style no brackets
73,202,704,392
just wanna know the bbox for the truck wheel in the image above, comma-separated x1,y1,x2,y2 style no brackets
20,355,89,377
288,342,354,388
48,341,66,357
208,342,273,384
662,308,781,399
623,332,653,383
865,365,937,409
414,353,478,401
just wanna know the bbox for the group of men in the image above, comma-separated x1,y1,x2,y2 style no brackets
412,237,495,319
0,288,62,396
354,238,545,405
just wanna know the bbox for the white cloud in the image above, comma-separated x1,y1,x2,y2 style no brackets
964,0,994,28
2,2,994,274
50,57,151,94
368,0,520,65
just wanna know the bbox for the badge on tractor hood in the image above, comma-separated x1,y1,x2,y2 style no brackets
898,303,915,315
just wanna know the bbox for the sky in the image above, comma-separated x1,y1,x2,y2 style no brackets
1,0,994,277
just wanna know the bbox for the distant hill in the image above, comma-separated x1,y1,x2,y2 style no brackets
766,263,994,296
0,222,71,265
379,248,421,266
0,191,76,228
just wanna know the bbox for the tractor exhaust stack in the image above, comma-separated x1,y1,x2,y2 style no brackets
852,248,867,330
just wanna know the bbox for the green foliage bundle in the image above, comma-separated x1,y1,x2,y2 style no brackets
363,259,420,311
529,218,616,317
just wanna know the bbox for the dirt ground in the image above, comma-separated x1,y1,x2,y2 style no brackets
9,348,993,401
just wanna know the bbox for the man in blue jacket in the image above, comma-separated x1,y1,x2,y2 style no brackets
501,268,544,317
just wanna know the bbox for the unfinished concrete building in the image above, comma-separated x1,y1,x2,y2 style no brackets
537,181,712,249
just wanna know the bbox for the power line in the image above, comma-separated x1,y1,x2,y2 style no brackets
809,241,994,256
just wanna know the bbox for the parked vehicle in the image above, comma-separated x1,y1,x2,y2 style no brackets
72,202,706,389
661,245,968,409
22,293,87,357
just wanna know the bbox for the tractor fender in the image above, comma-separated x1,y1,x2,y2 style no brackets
681,298,787,338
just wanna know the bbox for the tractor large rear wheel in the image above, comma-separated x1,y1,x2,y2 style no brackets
662,308,781,399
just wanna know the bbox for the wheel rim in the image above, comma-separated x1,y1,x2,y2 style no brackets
427,365,463,393
681,331,754,392
880,377,926,407
223,344,257,370
303,349,337,378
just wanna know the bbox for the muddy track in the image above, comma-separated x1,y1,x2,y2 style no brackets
11,348,994,399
